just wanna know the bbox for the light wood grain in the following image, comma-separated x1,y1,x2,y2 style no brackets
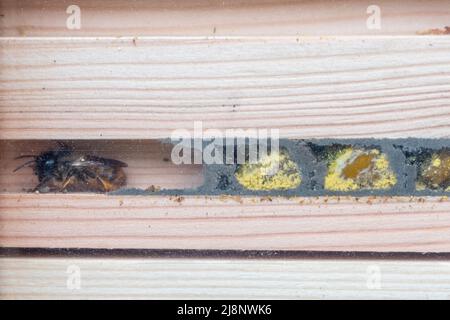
1,194,449,252
0,140,203,192
1,0,449,36
1,257,450,299
1,36,450,139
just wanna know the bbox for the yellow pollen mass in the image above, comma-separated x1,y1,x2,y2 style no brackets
235,151,301,191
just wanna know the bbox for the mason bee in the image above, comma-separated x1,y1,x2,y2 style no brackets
14,143,127,193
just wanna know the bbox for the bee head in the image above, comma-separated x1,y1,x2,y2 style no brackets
33,151,59,179
14,142,73,181
36,146,73,181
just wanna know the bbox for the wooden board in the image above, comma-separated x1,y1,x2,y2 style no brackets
1,0,450,301
1,0,449,37
1,36,450,139
1,257,450,299
1,194,449,252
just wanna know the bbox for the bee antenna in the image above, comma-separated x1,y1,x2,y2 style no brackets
56,141,73,153
57,141,69,148
14,155,37,160
13,160,36,172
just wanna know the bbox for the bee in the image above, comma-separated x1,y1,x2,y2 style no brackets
13,143,127,193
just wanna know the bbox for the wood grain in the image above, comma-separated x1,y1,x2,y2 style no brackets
1,194,449,252
1,1,449,300
1,0,450,37
1,36,450,139
1,257,450,299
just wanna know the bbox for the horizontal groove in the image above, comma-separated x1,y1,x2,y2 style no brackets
2,248,450,260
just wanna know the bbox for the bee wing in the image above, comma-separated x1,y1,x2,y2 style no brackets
70,155,128,168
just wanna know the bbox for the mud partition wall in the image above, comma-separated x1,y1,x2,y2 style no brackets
1,0,450,299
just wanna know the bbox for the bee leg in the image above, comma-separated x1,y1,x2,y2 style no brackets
61,174,76,192
32,176,54,193
96,176,114,192
32,180,46,193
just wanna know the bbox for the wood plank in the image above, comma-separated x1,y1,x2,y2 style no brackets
1,257,450,299
1,194,449,252
1,0,449,37
1,36,450,139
